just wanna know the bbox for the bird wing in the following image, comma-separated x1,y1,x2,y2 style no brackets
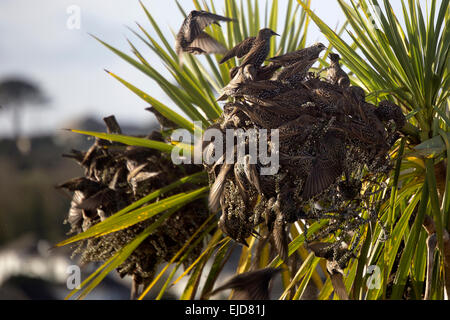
302,137,344,200
67,191,85,232
245,160,262,194
276,58,317,80
219,36,256,64
328,265,350,300
188,32,227,54
269,47,308,66
239,40,265,67
185,11,233,43
307,242,335,260
195,11,234,30
256,63,282,80
208,163,233,211
209,268,280,300
302,156,342,200
76,188,116,211
240,80,280,91
273,215,289,262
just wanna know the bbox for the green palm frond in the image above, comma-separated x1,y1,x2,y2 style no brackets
59,0,449,300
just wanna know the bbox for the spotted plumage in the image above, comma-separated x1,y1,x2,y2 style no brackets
269,42,326,66
238,28,279,69
276,57,319,84
219,36,257,64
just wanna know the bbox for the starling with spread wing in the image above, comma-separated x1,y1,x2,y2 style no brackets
207,268,281,300
302,130,345,200
176,11,233,61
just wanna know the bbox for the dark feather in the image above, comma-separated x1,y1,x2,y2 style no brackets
188,32,228,54
302,134,344,200
269,43,325,66
76,188,116,211
219,36,256,64
238,28,278,68
208,268,281,300
244,155,262,194
176,10,233,59
273,201,289,262
209,163,233,211
327,263,350,300
57,177,102,195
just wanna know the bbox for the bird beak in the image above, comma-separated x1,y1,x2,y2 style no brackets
273,32,280,36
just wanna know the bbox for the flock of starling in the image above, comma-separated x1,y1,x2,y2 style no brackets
182,10,405,296
58,115,208,299
58,10,406,300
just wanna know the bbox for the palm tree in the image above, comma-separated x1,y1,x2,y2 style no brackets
57,0,449,300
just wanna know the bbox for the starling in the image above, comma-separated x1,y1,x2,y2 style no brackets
359,102,388,140
75,187,119,219
269,42,326,66
175,11,233,62
232,100,287,128
346,86,365,103
272,199,289,262
307,242,352,300
375,100,406,130
234,160,250,203
327,53,350,88
57,177,102,194
219,35,258,64
146,106,178,131
302,130,345,200
235,80,287,107
344,86,367,121
253,88,312,111
242,154,262,194
207,268,281,300
218,211,254,247
305,77,345,107
238,28,279,70
278,113,319,145
276,57,319,84
228,62,281,80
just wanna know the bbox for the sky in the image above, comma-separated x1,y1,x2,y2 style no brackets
0,0,416,137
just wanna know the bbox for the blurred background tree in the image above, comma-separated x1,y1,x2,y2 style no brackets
0,78,48,143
